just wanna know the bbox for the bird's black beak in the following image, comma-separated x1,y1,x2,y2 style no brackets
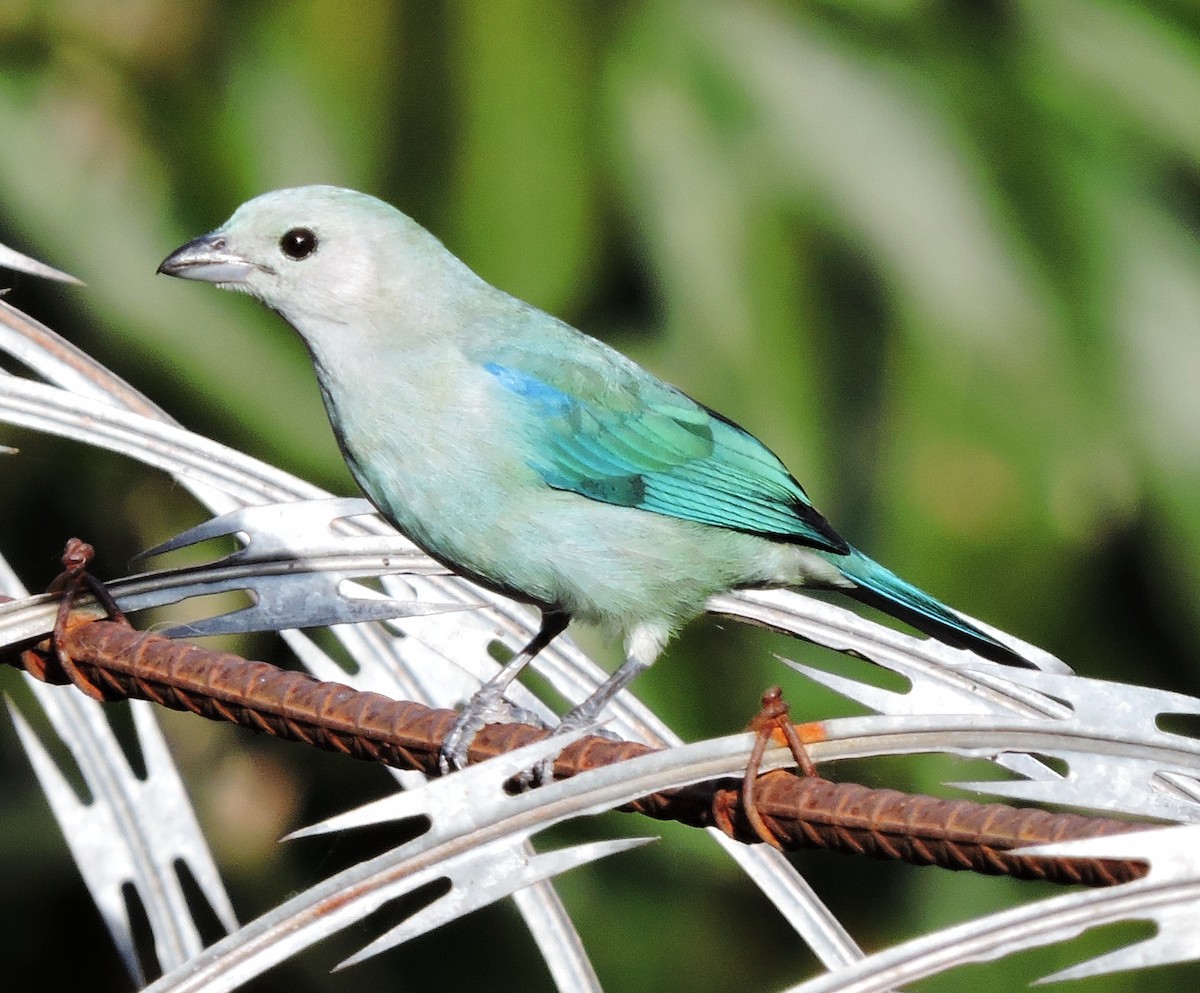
157,233,257,284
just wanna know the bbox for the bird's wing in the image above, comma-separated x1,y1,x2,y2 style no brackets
481,348,848,553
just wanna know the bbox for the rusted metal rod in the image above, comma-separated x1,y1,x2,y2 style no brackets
8,614,1147,888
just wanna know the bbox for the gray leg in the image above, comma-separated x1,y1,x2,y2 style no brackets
439,610,570,773
558,654,650,730
518,654,652,788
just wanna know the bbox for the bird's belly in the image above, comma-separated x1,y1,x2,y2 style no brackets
341,432,561,594
348,438,823,629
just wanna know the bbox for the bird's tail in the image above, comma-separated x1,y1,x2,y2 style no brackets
834,548,1034,668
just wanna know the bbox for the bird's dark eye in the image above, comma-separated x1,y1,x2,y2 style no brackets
280,227,318,260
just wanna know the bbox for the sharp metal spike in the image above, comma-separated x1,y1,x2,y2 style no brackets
0,241,84,285
339,837,654,969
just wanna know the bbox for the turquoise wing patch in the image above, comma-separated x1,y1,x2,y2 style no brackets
484,361,847,553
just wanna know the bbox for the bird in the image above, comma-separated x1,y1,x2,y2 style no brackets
158,184,1031,769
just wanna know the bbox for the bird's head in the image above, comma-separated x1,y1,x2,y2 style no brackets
158,185,475,343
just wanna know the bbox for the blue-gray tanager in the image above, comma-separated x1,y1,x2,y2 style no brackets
159,186,1029,767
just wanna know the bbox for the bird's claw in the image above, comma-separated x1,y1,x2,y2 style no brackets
513,702,619,789
438,711,484,775
439,684,545,774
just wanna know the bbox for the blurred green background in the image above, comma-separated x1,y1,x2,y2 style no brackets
2,1,1200,990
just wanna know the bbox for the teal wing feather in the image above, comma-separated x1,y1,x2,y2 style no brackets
482,352,848,554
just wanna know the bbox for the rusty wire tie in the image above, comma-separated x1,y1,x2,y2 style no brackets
1,539,1151,888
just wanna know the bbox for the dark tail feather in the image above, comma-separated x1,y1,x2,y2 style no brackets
835,549,1035,669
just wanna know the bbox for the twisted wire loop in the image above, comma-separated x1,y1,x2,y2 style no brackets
2,615,1144,887
739,685,820,849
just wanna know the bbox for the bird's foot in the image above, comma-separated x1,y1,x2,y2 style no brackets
515,699,620,789
517,654,649,787
439,685,545,774
439,611,571,774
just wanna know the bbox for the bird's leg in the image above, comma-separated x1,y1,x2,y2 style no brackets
515,653,653,789
439,610,570,773
556,654,649,730
555,621,666,734
518,623,667,786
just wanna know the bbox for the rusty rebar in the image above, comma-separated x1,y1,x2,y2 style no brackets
5,613,1148,887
